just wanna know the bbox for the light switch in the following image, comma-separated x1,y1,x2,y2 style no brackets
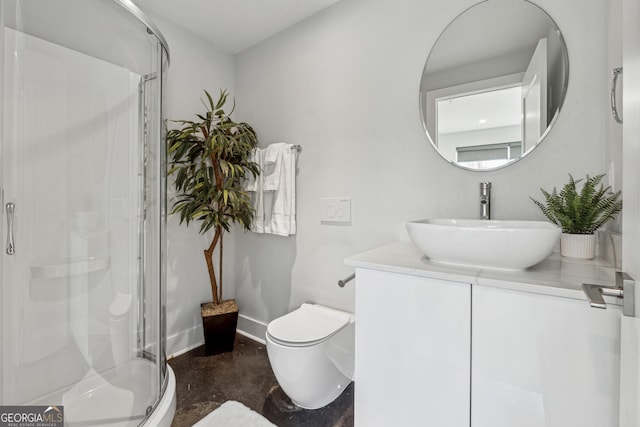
320,198,351,224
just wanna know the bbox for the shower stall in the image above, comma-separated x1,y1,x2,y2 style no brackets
0,0,174,425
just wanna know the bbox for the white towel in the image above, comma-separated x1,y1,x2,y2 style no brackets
262,143,286,191
243,148,261,192
244,143,298,236
265,143,297,236
244,148,265,233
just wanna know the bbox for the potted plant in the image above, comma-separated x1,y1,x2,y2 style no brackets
167,90,260,355
530,174,622,259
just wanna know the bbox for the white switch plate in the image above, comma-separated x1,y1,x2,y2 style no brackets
320,198,352,224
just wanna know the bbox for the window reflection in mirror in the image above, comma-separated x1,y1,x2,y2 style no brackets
437,85,522,168
420,0,568,171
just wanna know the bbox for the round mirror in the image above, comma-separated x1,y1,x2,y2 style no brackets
419,0,569,171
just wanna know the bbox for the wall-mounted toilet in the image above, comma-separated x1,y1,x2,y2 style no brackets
266,303,355,409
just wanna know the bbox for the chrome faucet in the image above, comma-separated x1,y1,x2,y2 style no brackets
480,182,491,220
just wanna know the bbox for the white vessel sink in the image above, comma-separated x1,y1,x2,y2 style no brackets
406,219,561,271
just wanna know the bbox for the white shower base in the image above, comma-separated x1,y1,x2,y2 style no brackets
143,365,176,427
32,358,175,426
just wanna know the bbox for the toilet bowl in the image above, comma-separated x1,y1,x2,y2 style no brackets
266,303,355,409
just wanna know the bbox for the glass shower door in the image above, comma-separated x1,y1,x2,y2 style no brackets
0,1,168,424
2,21,143,406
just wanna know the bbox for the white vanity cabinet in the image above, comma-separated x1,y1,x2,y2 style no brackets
472,285,620,427
354,268,471,427
349,243,622,427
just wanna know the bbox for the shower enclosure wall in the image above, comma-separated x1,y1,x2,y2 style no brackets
0,1,174,425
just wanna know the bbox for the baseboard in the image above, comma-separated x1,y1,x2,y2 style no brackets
167,313,268,357
237,314,267,345
167,324,204,359
236,329,266,345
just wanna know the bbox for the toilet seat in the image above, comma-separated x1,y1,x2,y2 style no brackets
267,303,351,347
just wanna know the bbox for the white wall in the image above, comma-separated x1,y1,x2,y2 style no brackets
232,0,612,332
144,14,237,356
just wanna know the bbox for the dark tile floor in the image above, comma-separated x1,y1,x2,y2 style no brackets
168,334,354,427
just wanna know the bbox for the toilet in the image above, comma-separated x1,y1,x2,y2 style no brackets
266,303,355,409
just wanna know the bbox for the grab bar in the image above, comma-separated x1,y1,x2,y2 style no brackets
611,67,623,124
338,273,355,288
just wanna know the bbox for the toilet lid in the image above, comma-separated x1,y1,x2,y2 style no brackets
267,303,351,345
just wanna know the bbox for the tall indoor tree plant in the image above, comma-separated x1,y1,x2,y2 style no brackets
167,90,259,354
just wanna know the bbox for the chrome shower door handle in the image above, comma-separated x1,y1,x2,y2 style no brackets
6,202,14,255
611,67,623,124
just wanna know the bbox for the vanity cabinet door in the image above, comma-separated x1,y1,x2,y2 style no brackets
471,285,620,427
355,268,471,427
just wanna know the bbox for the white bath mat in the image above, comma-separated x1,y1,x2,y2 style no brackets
194,400,277,427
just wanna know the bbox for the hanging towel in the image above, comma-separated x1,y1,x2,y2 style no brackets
265,143,297,236
243,148,261,192
243,148,265,233
246,143,297,236
262,143,287,191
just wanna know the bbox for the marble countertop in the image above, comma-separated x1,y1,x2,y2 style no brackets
345,241,619,302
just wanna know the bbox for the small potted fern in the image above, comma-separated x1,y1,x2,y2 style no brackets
530,174,622,259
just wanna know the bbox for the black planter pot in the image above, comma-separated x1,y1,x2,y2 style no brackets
201,301,239,355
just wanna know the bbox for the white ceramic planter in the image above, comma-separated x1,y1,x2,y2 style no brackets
560,233,596,259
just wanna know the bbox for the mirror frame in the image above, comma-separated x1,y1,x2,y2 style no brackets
419,0,570,172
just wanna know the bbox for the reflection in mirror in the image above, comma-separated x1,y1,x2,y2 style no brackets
420,0,569,171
